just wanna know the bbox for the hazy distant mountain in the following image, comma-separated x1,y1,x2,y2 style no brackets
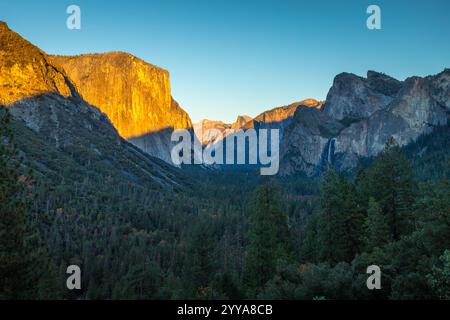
193,116,252,145
193,99,322,146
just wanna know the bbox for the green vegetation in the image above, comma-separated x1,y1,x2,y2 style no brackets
0,109,29,299
291,139,449,299
0,109,60,299
1,107,449,299
244,183,292,297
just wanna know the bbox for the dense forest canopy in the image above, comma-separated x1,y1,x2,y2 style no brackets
1,107,449,299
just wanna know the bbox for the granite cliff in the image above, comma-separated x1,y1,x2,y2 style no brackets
281,70,450,175
50,53,192,163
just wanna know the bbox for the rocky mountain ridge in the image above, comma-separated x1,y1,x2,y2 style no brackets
0,21,186,188
194,99,323,145
0,22,76,105
280,70,450,175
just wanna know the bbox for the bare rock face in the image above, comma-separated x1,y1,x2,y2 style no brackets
50,52,192,163
366,70,403,97
333,70,450,171
322,72,398,121
0,21,102,139
280,107,343,176
281,70,450,175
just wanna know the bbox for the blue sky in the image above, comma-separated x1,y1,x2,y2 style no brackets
1,0,449,122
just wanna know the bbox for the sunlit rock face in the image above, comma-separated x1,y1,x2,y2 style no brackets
254,98,323,124
0,21,104,140
0,22,76,105
50,52,192,163
231,115,252,130
249,99,323,137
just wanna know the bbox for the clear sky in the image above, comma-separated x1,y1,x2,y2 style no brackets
1,0,449,123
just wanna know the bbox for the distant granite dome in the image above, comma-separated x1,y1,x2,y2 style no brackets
193,119,232,145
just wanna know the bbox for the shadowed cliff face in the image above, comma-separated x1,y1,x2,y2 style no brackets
280,70,450,176
50,52,192,163
321,71,399,121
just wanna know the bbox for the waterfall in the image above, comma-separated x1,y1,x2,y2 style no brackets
327,138,336,164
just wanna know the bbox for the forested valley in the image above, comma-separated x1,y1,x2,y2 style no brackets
1,107,449,300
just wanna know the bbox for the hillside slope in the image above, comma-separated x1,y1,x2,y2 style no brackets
0,21,186,189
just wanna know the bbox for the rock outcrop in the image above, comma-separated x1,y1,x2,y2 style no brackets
0,22,77,105
255,99,322,123
321,71,398,121
50,52,192,163
231,115,253,130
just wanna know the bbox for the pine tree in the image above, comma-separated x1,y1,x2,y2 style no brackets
366,138,415,240
300,213,320,263
364,197,390,250
184,220,214,298
0,108,29,299
317,168,364,263
317,168,340,262
427,250,450,300
244,183,290,296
